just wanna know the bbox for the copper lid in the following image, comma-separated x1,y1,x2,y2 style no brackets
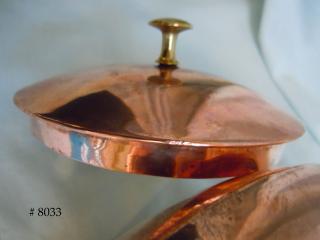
14,18,304,178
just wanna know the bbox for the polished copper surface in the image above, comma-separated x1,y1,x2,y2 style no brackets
29,116,281,178
125,165,320,239
14,65,303,178
14,66,303,147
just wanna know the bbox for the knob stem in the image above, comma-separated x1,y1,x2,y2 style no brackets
149,18,192,66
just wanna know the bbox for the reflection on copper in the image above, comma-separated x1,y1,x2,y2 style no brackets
42,90,143,136
179,153,258,178
125,165,320,239
14,66,304,146
15,65,304,178
31,117,279,178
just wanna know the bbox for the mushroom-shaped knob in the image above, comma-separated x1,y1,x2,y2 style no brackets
150,18,192,66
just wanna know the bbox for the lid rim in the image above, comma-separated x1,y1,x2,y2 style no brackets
32,114,303,148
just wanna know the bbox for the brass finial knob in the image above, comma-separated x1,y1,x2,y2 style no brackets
149,18,192,66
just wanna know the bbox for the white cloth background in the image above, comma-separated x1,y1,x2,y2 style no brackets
0,0,319,239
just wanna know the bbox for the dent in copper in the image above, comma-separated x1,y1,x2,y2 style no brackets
125,165,320,239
